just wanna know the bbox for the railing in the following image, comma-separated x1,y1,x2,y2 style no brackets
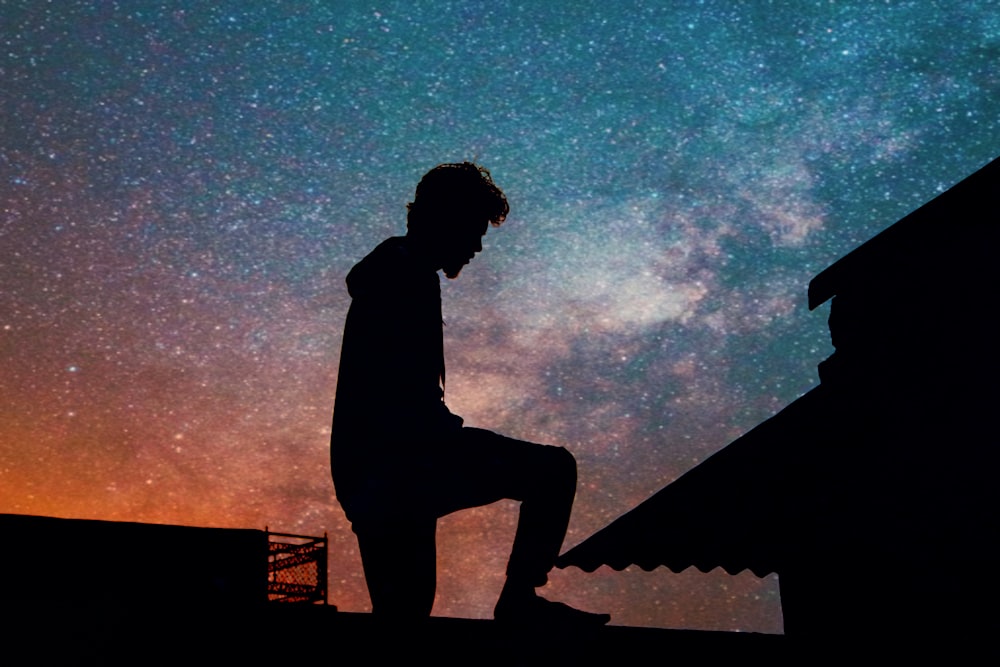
266,529,328,605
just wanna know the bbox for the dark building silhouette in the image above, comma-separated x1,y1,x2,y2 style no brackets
0,514,337,662
558,156,1000,648
0,513,327,607
0,513,269,606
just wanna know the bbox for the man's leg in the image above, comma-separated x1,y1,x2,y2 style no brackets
425,429,574,584
353,517,437,619
499,443,577,591
425,428,608,625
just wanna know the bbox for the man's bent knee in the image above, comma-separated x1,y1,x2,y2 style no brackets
544,445,577,489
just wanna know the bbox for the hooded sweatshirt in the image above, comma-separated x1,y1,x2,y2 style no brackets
330,237,463,510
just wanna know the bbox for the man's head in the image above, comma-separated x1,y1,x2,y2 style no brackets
406,162,509,278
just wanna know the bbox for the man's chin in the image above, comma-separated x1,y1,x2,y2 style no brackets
442,262,466,279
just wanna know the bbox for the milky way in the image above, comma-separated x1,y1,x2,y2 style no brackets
2,1,998,632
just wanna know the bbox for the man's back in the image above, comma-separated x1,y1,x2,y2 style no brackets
331,236,458,514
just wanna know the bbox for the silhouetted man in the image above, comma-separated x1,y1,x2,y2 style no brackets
331,162,609,626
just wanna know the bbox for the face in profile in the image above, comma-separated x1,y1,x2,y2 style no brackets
439,219,488,279
408,163,507,277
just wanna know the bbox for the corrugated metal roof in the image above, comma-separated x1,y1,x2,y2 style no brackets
558,387,831,577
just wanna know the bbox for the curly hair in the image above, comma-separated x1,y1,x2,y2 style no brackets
406,162,509,234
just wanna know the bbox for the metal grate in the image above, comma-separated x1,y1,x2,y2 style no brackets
266,530,328,604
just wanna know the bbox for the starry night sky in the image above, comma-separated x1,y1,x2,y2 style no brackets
2,1,998,632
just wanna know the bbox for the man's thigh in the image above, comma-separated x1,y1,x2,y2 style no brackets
418,427,570,518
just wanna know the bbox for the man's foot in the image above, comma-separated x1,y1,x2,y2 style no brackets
494,594,610,628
